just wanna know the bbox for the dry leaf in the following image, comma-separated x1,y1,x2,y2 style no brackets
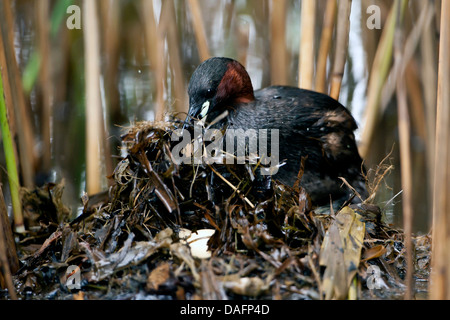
362,245,387,262
146,262,171,291
320,206,365,299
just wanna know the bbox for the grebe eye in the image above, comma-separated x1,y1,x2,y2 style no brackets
205,88,215,98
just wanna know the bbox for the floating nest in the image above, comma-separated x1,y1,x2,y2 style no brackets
11,121,431,300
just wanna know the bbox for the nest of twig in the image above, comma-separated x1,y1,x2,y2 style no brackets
11,121,430,300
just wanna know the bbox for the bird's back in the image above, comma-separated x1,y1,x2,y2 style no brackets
227,85,368,205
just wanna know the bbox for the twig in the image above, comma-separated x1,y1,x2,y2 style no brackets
384,190,403,208
338,177,361,201
137,150,178,214
208,165,255,209
364,145,394,203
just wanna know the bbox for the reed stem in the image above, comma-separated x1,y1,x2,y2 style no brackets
359,1,400,158
83,0,105,195
0,185,18,298
329,0,351,100
298,0,316,89
162,0,188,116
316,0,337,94
271,0,288,86
431,0,450,300
141,0,166,121
37,0,53,173
419,1,437,214
395,29,414,300
187,0,210,61
0,0,35,188
0,62,24,233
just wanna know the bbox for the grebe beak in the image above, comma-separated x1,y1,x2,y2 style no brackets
183,100,210,130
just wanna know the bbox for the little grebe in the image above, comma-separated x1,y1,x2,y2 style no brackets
186,57,368,205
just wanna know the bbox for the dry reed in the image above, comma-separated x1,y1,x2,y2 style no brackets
315,0,337,94
162,0,188,116
100,0,120,121
419,1,438,211
83,0,105,195
100,0,122,183
141,0,166,121
359,1,398,159
36,0,53,173
298,0,316,89
0,185,18,299
394,24,413,300
270,0,288,86
431,0,450,300
187,0,210,61
329,0,351,100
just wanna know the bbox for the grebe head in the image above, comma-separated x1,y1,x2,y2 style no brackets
186,57,255,125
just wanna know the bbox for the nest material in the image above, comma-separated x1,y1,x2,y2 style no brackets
12,121,431,300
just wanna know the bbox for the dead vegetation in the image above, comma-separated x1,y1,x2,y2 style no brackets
10,121,430,300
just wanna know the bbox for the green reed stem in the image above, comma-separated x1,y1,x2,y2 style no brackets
0,69,24,232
